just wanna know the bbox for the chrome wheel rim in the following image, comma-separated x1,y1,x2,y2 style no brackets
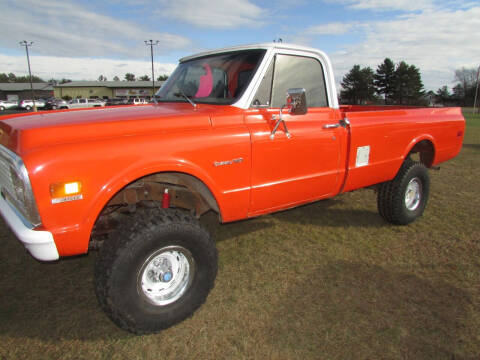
405,178,422,211
138,246,195,306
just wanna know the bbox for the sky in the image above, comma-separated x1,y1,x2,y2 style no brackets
1,0,479,92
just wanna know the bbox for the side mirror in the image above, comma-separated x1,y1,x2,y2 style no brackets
286,88,307,115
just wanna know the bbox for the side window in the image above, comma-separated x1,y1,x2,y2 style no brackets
271,54,328,108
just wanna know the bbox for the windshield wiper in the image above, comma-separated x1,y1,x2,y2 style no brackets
174,89,197,108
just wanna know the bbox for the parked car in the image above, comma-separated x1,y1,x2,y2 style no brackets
0,42,465,335
18,99,46,110
0,100,18,111
105,98,128,106
45,98,69,110
66,98,106,109
127,98,148,105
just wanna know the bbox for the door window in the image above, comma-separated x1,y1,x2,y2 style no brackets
252,54,328,108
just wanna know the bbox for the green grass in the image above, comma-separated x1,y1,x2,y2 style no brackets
1,112,479,359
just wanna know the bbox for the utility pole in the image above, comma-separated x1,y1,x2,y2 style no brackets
19,40,36,112
145,40,159,99
474,65,480,115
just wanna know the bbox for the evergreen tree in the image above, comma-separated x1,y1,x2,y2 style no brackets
157,75,169,81
392,61,409,105
452,84,465,105
405,64,425,105
435,86,450,106
392,62,424,105
340,65,376,104
374,58,395,104
139,75,150,81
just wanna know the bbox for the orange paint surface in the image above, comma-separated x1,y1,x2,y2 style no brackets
0,103,465,257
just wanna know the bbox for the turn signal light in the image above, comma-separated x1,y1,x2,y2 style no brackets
50,181,83,204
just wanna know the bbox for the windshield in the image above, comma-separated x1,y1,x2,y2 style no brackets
156,49,266,105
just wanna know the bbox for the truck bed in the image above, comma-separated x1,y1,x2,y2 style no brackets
338,106,465,193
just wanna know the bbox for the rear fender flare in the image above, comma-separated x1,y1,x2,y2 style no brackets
403,135,436,168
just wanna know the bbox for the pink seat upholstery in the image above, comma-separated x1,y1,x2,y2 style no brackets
194,64,213,98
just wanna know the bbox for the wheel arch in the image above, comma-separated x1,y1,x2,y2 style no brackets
403,136,436,168
84,164,223,250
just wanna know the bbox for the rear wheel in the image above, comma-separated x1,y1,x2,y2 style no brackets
94,208,218,334
377,160,430,225
25,105,32,110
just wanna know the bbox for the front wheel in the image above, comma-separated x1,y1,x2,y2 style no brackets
377,160,430,225
94,208,218,334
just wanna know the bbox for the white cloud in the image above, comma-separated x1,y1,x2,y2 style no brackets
0,54,177,81
157,0,266,28
305,22,359,35
310,5,480,91
0,0,191,58
326,0,435,12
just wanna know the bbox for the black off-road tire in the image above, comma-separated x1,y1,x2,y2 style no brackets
94,208,218,334
377,160,430,225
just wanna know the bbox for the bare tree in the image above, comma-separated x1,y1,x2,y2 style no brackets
454,67,477,106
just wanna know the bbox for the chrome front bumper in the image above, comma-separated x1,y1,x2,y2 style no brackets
0,194,59,261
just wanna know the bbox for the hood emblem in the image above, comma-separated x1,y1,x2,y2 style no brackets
214,157,243,167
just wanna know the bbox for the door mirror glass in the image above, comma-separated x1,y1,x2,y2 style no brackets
286,88,307,115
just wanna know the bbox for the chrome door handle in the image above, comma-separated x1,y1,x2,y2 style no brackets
323,123,340,129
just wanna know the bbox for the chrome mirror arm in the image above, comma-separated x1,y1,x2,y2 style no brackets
270,104,292,140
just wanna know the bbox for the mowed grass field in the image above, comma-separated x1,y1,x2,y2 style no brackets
1,111,479,359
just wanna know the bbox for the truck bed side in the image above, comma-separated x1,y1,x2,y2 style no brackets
339,106,465,193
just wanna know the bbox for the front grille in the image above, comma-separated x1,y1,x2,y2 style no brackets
0,151,16,200
0,145,41,227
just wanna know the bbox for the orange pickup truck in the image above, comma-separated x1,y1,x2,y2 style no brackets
0,43,465,334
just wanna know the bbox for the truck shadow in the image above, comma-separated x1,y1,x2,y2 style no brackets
200,211,274,244
261,260,476,358
462,143,480,151
0,231,128,341
0,199,387,342
0,214,276,342
270,198,386,228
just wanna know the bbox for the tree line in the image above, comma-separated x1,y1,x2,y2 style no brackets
340,58,425,105
341,59,479,107
97,74,169,82
0,73,169,84
435,68,479,107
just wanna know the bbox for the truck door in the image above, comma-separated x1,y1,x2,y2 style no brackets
245,53,343,215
